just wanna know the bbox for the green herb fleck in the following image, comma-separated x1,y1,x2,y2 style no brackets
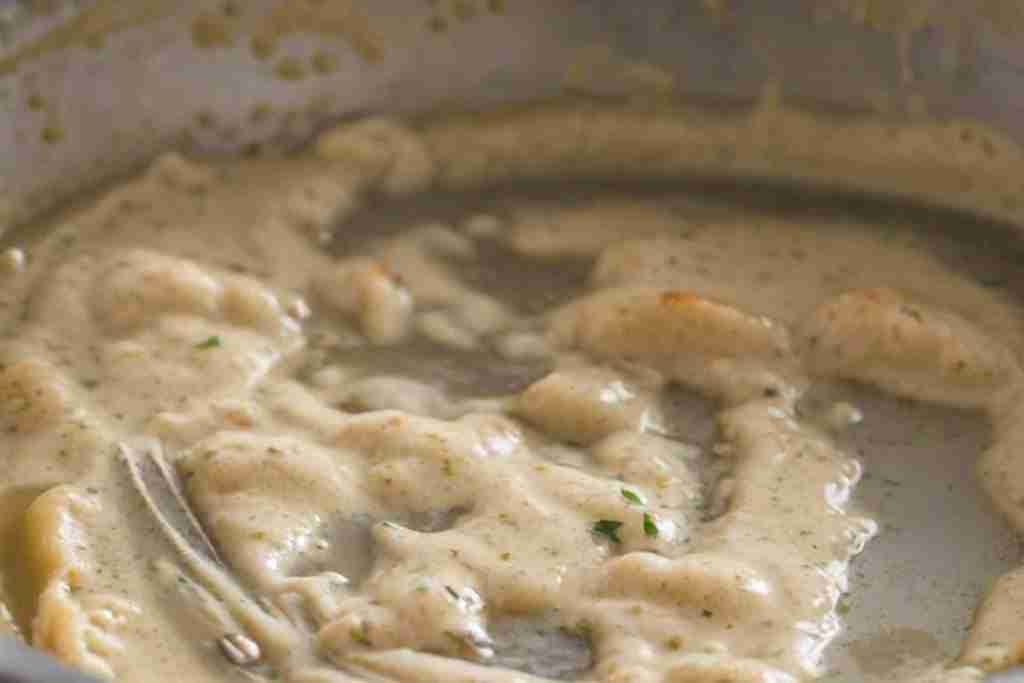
40,126,64,144
81,379,99,390
701,609,713,618
837,596,851,615
643,512,658,538
427,14,448,32
899,305,923,322
441,458,454,477
571,620,594,641
592,519,623,544
621,488,643,505
195,335,221,350
452,0,477,21
349,624,372,646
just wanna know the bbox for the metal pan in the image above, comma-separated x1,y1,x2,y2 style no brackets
1,2,1023,681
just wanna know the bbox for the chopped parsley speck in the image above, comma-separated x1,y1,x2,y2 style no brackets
900,305,923,322
195,335,221,350
349,625,371,646
592,519,623,544
621,488,643,505
643,512,658,538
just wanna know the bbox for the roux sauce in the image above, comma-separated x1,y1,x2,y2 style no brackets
0,108,1023,683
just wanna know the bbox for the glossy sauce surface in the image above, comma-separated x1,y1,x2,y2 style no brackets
1,108,1023,683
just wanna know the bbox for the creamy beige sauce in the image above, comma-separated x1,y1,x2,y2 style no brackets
2,106,1024,683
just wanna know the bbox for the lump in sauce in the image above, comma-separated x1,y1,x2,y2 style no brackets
0,108,1023,683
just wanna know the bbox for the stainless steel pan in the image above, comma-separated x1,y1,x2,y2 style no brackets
2,1,1023,681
